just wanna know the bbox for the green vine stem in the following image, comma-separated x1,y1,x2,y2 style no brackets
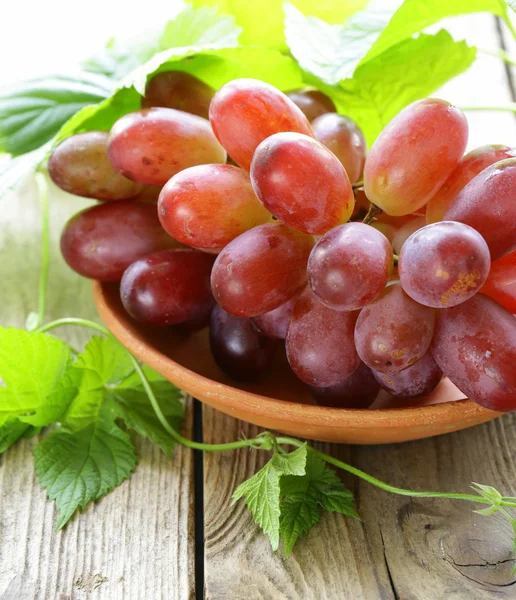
32,317,516,510
479,46,516,66
460,103,516,113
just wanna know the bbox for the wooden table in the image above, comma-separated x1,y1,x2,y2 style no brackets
1,15,516,600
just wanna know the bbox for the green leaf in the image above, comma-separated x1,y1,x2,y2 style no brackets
34,404,137,529
279,450,358,555
0,419,33,454
326,30,476,144
192,0,367,50
108,367,184,457
62,336,133,431
0,328,71,428
232,445,308,550
285,0,506,85
0,72,113,156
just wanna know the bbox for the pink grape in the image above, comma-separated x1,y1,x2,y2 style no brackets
142,71,215,119
307,222,393,311
398,221,491,308
444,158,516,261
354,283,435,373
287,89,336,122
48,131,142,201
251,294,299,340
157,164,271,250
250,132,354,235
364,99,468,216
312,113,366,184
210,304,279,381
481,251,516,314
426,145,516,223
60,201,178,281
431,294,516,412
107,107,226,186
286,288,360,387
372,352,443,398
209,78,314,171
310,362,380,408
120,248,215,326
211,222,314,317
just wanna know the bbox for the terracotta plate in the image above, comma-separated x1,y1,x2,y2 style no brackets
93,282,499,444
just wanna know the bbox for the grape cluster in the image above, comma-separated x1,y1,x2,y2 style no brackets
52,73,516,413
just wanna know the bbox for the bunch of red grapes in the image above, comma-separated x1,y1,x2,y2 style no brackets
50,72,516,412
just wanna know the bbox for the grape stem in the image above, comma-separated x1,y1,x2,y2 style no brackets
35,172,50,328
34,317,516,510
362,202,382,225
460,103,516,113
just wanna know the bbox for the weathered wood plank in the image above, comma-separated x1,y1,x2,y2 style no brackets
0,180,196,600
202,15,516,600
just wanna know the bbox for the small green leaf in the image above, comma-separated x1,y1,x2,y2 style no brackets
0,418,33,454
0,72,113,156
232,446,308,550
471,482,503,507
0,328,71,427
62,336,133,431
279,450,358,555
191,0,367,50
34,404,137,529
109,367,184,457
473,505,500,516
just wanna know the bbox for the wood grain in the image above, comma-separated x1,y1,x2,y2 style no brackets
0,181,195,600
202,16,516,600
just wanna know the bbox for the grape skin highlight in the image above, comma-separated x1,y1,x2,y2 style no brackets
107,107,226,187
398,221,491,308
209,78,314,171
286,288,360,387
364,99,468,216
157,164,272,251
49,131,142,201
354,283,435,374
431,294,516,412
250,132,354,235
211,222,314,317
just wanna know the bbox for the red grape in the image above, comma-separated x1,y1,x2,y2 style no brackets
210,304,279,381
354,283,435,373
157,164,271,250
312,113,366,184
286,89,336,122
398,221,491,308
142,71,215,119
307,222,393,311
107,107,226,186
250,132,354,235
251,293,300,340
372,352,443,398
120,248,215,326
426,145,516,223
310,362,379,408
48,131,142,201
60,201,178,281
444,158,516,261
392,216,426,254
481,251,516,314
364,99,468,216
211,222,314,317
209,78,314,171
286,288,360,387
431,294,516,411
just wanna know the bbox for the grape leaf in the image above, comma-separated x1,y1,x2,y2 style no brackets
108,367,184,457
34,403,137,529
62,336,134,431
191,0,368,50
0,419,35,454
285,0,507,85
0,72,113,156
0,328,71,428
232,444,307,550
279,450,358,555
322,30,476,144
